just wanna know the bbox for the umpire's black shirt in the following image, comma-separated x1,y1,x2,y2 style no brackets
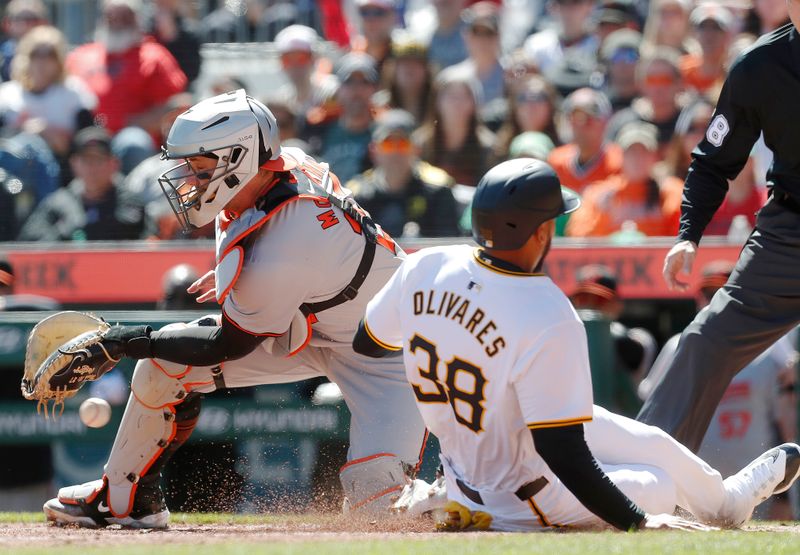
681,23,800,244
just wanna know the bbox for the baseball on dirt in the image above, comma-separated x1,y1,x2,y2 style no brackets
79,397,112,428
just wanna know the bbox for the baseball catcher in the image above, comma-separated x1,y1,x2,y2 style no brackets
24,88,426,528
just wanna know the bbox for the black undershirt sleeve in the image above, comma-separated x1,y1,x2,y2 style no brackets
127,315,266,366
532,424,646,531
352,319,395,358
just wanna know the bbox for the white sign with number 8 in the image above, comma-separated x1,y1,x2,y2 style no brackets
706,114,730,147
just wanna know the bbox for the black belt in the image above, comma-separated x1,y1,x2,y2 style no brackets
772,189,800,214
456,476,549,506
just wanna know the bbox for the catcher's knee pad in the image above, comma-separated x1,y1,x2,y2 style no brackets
339,453,409,516
103,358,193,516
130,358,191,408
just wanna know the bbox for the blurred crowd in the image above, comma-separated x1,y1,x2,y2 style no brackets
0,0,785,242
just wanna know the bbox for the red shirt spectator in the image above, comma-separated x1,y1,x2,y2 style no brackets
67,37,186,134
704,185,765,236
66,2,186,136
704,156,767,236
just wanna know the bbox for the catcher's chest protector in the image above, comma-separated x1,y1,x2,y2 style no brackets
215,155,347,304
214,152,390,355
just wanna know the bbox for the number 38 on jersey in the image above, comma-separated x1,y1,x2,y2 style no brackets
409,333,488,434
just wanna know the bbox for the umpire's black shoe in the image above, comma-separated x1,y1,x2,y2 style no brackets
773,443,800,494
43,476,169,529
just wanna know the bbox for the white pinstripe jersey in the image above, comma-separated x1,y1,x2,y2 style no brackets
364,245,594,492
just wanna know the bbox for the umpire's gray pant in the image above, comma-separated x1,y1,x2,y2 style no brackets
637,195,800,452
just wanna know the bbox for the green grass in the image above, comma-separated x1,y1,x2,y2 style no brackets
1,513,799,555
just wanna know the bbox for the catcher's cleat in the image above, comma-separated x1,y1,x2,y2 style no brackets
43,477,169,529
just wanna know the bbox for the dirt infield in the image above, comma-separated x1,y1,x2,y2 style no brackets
0,515,461,548
2,516,800,549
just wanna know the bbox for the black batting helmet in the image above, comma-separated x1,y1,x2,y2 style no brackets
471,158,580,250
158,264,200,310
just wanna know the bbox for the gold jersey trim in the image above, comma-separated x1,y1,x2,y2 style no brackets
363,319,402,351
472,249,546,277
526,416,593,430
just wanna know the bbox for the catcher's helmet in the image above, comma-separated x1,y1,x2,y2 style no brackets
471,158,580,250
159,89,293,232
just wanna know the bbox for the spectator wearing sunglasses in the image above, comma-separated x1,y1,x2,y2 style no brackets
679,5,734,96
351,0,399,74
450,2,506,109
491,75,560,165
548,88,622,194
0,0,47,82
599,29,642,112
606,47,685,157
347,109,461,238
523,0,599,75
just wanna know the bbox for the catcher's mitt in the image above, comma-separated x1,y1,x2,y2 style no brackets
21,311,118,418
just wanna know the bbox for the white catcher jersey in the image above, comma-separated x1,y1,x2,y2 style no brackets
365,245,594,492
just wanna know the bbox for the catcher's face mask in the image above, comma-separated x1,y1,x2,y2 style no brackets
158,145,249,232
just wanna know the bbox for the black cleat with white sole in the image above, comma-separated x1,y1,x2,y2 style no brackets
43,476,169,529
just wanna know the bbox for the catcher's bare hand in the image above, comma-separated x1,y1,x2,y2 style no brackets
663,240,698,292
187,270,216,303
641,513,718,531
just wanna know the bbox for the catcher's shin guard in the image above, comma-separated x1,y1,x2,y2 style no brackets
339,453,410,516
103,357,202,517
